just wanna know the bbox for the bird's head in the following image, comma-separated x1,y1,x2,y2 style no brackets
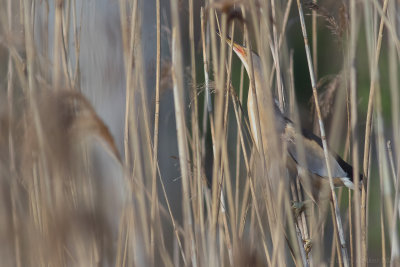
225,36,247,62
218,33,262,80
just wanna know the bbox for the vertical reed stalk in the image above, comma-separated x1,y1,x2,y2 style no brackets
170,0,195,261
150,0,161,263
348,0,362,265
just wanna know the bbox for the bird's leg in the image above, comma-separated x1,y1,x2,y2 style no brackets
290,174,316,218
290,181,314,258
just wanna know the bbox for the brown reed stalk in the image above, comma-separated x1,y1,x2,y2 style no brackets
268,0,293,91
170,0,195,261
6,1,21,266
150,0,162,263
71,0,82,87
209,12,228,240
312,0,317,80
375,87,388,267
348,0,362,265
270,0,284,111
387,141,400,265
387,1,400,264
234,49,245,237
199,8,210,262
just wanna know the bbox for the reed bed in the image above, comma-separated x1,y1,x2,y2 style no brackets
0,0,399,266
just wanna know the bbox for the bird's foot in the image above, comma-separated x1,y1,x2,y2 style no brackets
291,199,314,218
291,201,305,218
303,238,312,257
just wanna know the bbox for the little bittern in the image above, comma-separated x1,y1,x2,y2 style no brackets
225,37,362,201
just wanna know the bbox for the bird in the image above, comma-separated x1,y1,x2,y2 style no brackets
223,36,363,202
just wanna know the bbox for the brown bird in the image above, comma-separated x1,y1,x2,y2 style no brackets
224,37,362,201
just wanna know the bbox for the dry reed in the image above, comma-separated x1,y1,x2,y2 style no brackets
0,0,399,266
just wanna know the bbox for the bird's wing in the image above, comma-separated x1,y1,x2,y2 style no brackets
284,123,348,179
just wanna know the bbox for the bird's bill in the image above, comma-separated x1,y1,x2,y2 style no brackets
232,41,246,58
217,32,247,58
